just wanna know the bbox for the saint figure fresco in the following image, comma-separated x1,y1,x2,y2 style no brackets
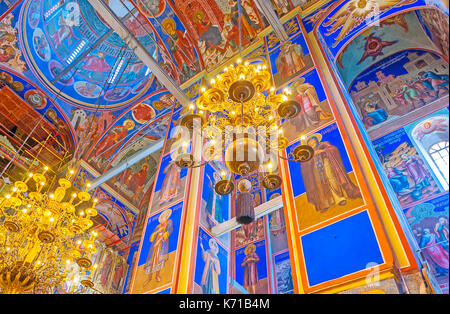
200,239,221,294
144,209,173,284
300,133,362,213
241,244,260,294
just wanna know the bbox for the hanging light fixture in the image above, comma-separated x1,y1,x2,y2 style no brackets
0,167,99,294
171,1,314,225
174,58,315,225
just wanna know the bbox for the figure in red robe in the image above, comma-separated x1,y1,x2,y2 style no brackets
82,52,112,78
162,18,197,81
128,164,149,201
241,244,260,294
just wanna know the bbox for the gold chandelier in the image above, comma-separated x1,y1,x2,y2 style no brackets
0,167,99,294
175,58,315,223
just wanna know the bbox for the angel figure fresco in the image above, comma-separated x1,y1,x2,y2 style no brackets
200,239,221,294
275,41,305,84
161,18,198,83
144,209,173,285
322,0,404,47
241,244,260,294
300,133,362,213
158,159,182,206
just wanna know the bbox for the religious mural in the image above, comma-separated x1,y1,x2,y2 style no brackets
268,27,313,88
132,202,184,294
193,227,229,294
281,68,333,143
151,153,188,214
273,251,294,294
269,208,289,253
91,246,129,294
199,161,231,247
94,187,137,245
172,0,266,71
317,0,427,56
0,13,26,71
373,126,442,208
405,193,449,291
417,8,449,60
287,122,365,231
235,240,269,294
19,0,157,109
107,132,161,208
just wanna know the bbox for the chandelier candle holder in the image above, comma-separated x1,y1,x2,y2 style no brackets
0,167,98,294
174,59,316,224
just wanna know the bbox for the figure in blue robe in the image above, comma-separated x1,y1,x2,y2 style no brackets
363,102,388,126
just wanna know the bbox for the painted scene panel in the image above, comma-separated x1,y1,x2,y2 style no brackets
287,122,364,231
132,201,184,294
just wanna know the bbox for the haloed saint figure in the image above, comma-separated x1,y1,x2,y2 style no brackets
200,239,221,294
144,209,173,284
300,134,361,213
241,244,260,294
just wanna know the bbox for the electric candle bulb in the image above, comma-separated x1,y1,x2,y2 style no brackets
239,74,245,80
210,79,215,85
237,58,242,64
12,187,17,192
201,87,206,93
5,194,11,199
29,173,33,178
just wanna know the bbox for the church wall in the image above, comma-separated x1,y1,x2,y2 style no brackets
312,1,448,294
271,11,418,294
